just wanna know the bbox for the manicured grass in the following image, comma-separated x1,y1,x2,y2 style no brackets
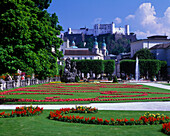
162,83,170,86
1,83,170,104
0,110,169,136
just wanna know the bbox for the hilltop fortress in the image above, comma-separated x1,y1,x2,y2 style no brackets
66,22,130,36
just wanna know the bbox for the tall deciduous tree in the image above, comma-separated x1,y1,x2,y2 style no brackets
0,0,63,79
32,0,52,10
133,48,154,59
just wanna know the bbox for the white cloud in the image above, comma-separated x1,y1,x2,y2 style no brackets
93,18,102,24
114,17,122,24
137,3,156,26
125,15,135,20
162,7,170,25
125,3,170,39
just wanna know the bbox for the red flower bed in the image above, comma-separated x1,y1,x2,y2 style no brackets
0,83,170,103
0,105,43,118
162,122,170,135
49,107,170,126
7,92,73,95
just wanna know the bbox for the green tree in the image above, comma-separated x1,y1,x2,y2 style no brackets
0,0,63,79
84,37,94,51
103,60,115,76
32,0,52,10
120,59,162,79
133,48,154,59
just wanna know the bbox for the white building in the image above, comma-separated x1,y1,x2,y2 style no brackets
67,22,130,36
131,35,170,58
61,38,108,60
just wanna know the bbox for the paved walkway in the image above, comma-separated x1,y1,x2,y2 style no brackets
1,102,170,111
137,82,170,90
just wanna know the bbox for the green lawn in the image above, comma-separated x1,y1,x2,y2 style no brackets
162,83,170,86
1,83,170,104
0,110,168,136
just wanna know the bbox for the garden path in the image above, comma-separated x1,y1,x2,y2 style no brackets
1,101,170,111
137,82,170,90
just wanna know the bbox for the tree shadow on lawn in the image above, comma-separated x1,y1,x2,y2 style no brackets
0,98,20,104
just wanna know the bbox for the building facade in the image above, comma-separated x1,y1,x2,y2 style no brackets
150,42,170,79
131,35,170,58
60,38,108,60
67,22,130,36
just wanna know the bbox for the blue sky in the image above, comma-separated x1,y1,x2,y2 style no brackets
47,0,170,39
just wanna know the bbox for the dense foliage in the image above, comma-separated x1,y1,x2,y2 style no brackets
103,60,115,76
133,48,154,59
32,0,52,10
120,59,164,79
71,60,115,77
139,59,161,78
71,60,104,77
160,61,167,80
120,60,135,76
78,34,131,54
0,0,63,79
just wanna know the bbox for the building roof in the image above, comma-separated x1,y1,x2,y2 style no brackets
64,50,101,56
70,45,78,49
102,39,106,47
131,35,170,44
147,35,168,40
150,42,170,49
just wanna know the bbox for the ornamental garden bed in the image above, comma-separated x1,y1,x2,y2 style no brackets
0,106,169,136
0,83,170,104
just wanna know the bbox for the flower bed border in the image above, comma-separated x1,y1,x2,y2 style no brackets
49,107,170,126
0,106,43,118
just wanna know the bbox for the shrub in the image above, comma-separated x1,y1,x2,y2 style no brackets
113,75,118,83
75,76,80,82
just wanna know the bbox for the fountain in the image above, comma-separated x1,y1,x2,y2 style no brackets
135,56,140,81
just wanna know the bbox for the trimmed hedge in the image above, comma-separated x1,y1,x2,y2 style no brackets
71,60,115,77
139,59,161,77
120,60,135,76
103,60,115,76
120,59,164,79
160,61,167,80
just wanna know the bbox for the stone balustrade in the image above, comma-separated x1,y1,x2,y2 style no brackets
0,77,60,90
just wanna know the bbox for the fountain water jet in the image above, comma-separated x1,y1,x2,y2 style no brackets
135,56,140,81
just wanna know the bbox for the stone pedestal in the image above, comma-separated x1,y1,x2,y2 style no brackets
15,80,20,87
35,79,39,84
0,79,5,90
12,80,15,88
26,78,30,86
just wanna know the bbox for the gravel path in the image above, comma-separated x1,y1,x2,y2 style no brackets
137,82,170,90
1,101,170,111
